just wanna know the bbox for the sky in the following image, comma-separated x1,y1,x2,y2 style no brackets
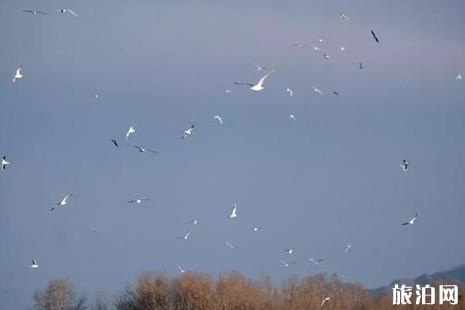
1,0,465,308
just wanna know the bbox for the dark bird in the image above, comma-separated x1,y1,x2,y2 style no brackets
359,62,364,69
332,90,340,96
22,10,47,15
371,30,380,43
110,139,119,148
132,145,158,154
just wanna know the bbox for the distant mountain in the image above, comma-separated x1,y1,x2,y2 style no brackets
369,264,465,298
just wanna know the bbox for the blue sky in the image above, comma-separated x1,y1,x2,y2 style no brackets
1,0,465,308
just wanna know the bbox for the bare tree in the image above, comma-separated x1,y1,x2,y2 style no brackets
32,279,87,310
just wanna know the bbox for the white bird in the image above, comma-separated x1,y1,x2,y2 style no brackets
51,193,73,211
177,230,192,240
225,241,236,249
182,124,195,139
323,53,331,60
309,258,325,265
58,9,78,16
339,45,346,51
225,89,232,94
313,45,320,51
234,69,275,92
125,126,135,141
187,219,198,225
402,213,418,226
127,198,150,204
132,145,158,154
22,10,47,15
213,115,223,125
321,297,330,307
1,156,10,171
280,260,290,268
177,265,186,273
400,160,409,172
313,87,324,96
286,88,294,97
12,65,23,83
228,204,237,219
285,248,295,254
254,64,266,71
289,114,296,121
31,259,39,269
319,38,326,44
457,74,462,80
340,13,349,20
251,226,262,232
344,244,352,254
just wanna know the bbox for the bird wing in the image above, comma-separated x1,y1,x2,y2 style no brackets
67,9,78,16
371,30,379,43
233,82,254,87
256,69,275,87
62,193,73,204
111,140,118,147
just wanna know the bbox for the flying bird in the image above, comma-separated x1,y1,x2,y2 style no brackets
228,204,237,219
359,62,364,70
127,198,150,204
332,90,340,97
371,30,380,43
280,260,290,268
313,87,324,96
182,124,195,139
457,74,462,80
125,126,135,141
177,230,192,240
251,226,262,232
254,64,266,71
1,156,10,170
12,65,23,83
323,53,331,60
177,265,186,273
22,10,46,15
340,14,349,20
318,38,326,44
285,248,295,254
402,213,418,226
400,160,408,172
309,258,325,265
51,193,73,211
187,219,198,225
110,139,119,148
344,244,352,254
132,145,158,154
313,45,320,51
339,45,346,51
213,115,223,125
234,69,275,92
289,114,296,121
225,89,232,94
225,241,236,249
58,9,78,16
31,259,39,269
286,88,294,97
321,297,330,307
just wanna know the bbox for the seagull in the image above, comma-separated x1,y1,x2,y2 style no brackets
285,248,295,254
177,265,186,273
31,259,39,269
213,115,223,125
402,213,418,226
457,74,462,80
187,219,198,225
289,114,296,121
51,193,73,211
228,204,237,219
344,244,352,254
125,126,135,141
400,160,408,172
225,89,232,94
359,62,364,70
182,124,195,139
313,45,320,51
110,139,119,148
58,9,78,17
309,258,324,265
323,53,331,60
340,14,349,20
177,230,192,240
234,69,275,92
127,198,150,204
12,65,23,83
313,87,324,96
371,30,380,43
225,241,236,249
280,260,290,268
132,145,158,154
339,45,346,51
1,156,10,171
251,226,262,232
254,64,266,71
332,90,340,97
321,297,330,307
286,88,294,97
318,38,326,44
22,10,47,15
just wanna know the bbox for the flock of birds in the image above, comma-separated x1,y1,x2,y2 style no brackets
3,7,463,308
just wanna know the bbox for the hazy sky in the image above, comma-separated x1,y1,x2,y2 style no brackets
1,0,465,308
